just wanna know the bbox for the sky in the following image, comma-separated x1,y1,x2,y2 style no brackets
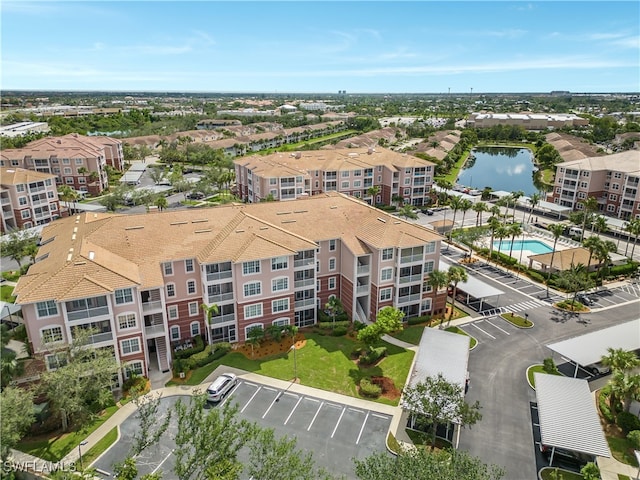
1,1,639,94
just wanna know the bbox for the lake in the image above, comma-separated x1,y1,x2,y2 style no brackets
456,146,537,196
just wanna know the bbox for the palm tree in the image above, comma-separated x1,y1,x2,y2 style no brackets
510,190,524,221
459,199,473,230
446,266,468,326
494,225,509,258
594,240,617,281
391,194,404,208
487,216,501,263
366,185,380,204
473,201,488,227
507,223,523,259
601,347,640,373
448,196,464,243
593,215,608,236
624,218,640,259
579,197,599,242
398,205,418,220
201,303,219,345
528,193,541,223
583,236,602,275
495,197,509,225
154,196,168,211
427,270,449,325
601,348,640,415
546,223,566,298
58,185,77,215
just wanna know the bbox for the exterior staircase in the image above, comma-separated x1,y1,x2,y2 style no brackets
156,336,171,373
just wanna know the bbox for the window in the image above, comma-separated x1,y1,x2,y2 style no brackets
341,181,350,189
425,242,436,254
424,260,435,274
121,337,141,355
63,167,72,175
189,302,199,316
187,280,196,295
341,170,350,178
243,260,260,275
41,326,63,344
328,277,336,290
118,313,137,330
170,326,180,341
609,194,617,201
381,267,393,282
21,210,31,219
75,158,84,165
421,299,432,312
245,322,264,338
16,184,24,192
46,353,68,371
380,288,392,301
272,277,289,292
37,300,58,318
329,258,336,271
163,262,173,276
244,303,263,319
18,197,27,206
607,204,616,212
244,281,262,297
329,239,336,251
382,248,394,261
354,180,361,188
190,322,200,336
115,288,133,305
270,178,277,185
168,305,178,320
124,361,144,379
271,256,288,271
166,283,176,298
577,192,586,199
272,298,290,313
185,259,194,272
404,178,411,185
273,318,290,327
612,184,620,190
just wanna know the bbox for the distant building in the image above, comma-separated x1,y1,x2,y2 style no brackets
234,146,435,207
0,134,124,195
196,119,242,130
0,168,60,232
547,150,640,220
467,112,589,130
0,122,50,138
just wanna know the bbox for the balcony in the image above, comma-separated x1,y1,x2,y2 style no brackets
397,294,421,304
142,300,163,313
67,305,109,321
399,274,423,284
294,278,314,289
87,331,113,344
145,323,165,336
294,258,314,268
206,270,232,282
208,292,233,303
357,264,370,275
564,173,578,180
356,285,369,295
1,197,11,205
295,298,315,309
400,254,423,264
210,313,236,325
28,185,46,194
280,181,295,188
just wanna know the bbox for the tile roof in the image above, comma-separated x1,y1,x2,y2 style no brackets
555,150,640,175
0,167,57,185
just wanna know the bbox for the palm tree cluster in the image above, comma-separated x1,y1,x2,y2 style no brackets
601,348,640,417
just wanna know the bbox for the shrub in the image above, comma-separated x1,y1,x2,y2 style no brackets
526,270,546,282
173,358,185,376
318,321,351,330
407,315,431,326
543,357,559,375
606,262,639,278
359,346,387,365
360,377,382,398
598,386,615,423
332,325,348,336
627,430,640,450
351,347,364,359
175,335,205,359
353,320,367,331
617,411,640,433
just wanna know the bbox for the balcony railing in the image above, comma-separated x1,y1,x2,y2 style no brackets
397,294,421,304
280,181,295,188
357,265,370,275
294,278,314,289
356,285,369,294
210,313,236,325
564,174,578,180
142,300,163,313
145,323,165,336
67,306,109,321
208,292,234,303
399,274,423,284
206,270,232,282
87,331,113,344
294,258,314,268
1,198,11,205
28,186,46,194
295,298,315,309
400,254,423,264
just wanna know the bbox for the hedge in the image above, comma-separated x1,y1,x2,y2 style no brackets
606,262,639,278
360,377,382,398
318,320,351,330
317,309,349,323
184,342,232,370
332,325,348,336
617,412,640,433
407,315,431,326
360,346,387,365
174,335,205,359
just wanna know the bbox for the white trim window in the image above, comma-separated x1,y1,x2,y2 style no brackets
45,352,68,371
245,322,264,338
272,298,290,313
329,258,336,271
36,300,58,318
380,288,392,302
185,259,195,273
168,305,179,320
170,325,180,341
382,248,394,261
242,260,261,276
243,281,262,297
120,337,141,355
272,318,290,327
328,277,336,290
190,322,200,337
118,313,137,330
329,239,337,251
166,283,176,298
424,260,435,274
272,277,289,293
41,326,64,344
381,267,393,282
124,361,144,379
271,256,288,271
189,301,199,316
187,280,197,295
244,303,263,320
421,299,433,312
163,262,173,276
425,242,436,254
115,288,134,305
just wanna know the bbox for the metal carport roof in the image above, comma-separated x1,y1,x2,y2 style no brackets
534,373,610,458
440,260,504,298
547,318,640,368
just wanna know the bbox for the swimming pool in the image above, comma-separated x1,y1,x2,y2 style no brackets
493,239,553,255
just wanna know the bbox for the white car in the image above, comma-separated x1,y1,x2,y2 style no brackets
206,373,237,402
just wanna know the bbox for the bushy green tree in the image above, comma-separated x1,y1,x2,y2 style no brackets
0,386,35,462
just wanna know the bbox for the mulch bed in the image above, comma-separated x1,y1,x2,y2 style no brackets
371,376,401,401
235,334,307,359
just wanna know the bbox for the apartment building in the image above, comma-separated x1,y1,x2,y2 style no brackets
0,133,124,195
13,192,445,384
467,112,589,130
547,150,640,220
234,147,436,207
0,168,61,232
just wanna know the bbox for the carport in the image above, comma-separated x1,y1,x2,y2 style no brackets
534,373,610,466
440,260,504,311
535,200,572,219
403,328,470,448
546,319,640,377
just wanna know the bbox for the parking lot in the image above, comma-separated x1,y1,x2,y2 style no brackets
93,379,392,479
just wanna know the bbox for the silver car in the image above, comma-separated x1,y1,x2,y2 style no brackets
206,373,237,403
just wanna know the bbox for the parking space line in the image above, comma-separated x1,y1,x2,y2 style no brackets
471,323,496,339
284,396,304,425
307,401,324,431
151,449,173,474
241,386,262,413
262,393,281,419
331,407,347,439
263,386,277,392
356,411,370,445
371,413,390,420
485,319,510,335
243,381,259,388
348,407,365,414
326,402,342,409
459,327,480,344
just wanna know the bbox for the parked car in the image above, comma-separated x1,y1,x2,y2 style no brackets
425,209,435,215
539,444,593,470
206,373,238,403
186,192,205,200
576,293,595,306
585,361,610,375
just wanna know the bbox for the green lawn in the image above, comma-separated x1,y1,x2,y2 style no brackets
444,326,477,348
608,435,639,467
390,325,425,345
500,312,533,328
405,429,453,450
16,406,119,462
526,365,562,388
81,427,118,468
1,285,15,302
539,467,583,480
174,333,415,406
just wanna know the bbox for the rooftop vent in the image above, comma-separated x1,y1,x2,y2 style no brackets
170,221,188,226
368,147,374,155
124,226,144,230
88,251,95,260
195,229,212,234
192,219,208,224
377,217,386,223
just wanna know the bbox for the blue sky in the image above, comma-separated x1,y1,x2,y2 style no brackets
2,1,638,93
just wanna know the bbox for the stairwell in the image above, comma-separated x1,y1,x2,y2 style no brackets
156,337,170,373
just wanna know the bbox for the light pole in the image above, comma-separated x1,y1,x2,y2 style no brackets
78,440,88,471
524,312,529,324
290,345,297,382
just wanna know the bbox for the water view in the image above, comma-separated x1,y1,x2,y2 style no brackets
456,147,537,196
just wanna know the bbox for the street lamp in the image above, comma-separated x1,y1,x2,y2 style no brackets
78,440,88,471
524,313,529,324
290,345,297,382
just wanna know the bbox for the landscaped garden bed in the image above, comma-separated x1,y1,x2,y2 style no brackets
500,312,533,328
